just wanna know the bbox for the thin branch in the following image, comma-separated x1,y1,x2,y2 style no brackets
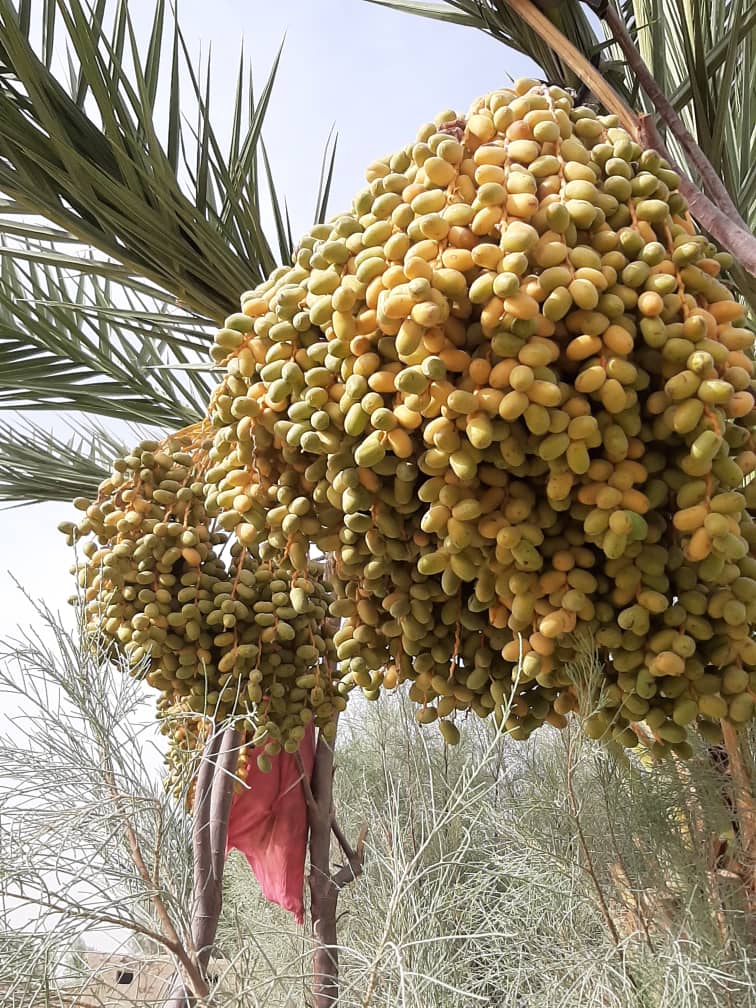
0,888,182,955
331,862,363,890
331,823,368,890
104,768,202,991
152,803,165,889
564,729,621,946
331,819,357,862
295,749,320,818
602,791,655,951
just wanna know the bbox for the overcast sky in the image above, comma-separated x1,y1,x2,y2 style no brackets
2,0,536,634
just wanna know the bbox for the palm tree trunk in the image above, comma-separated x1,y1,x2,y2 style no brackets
300,730,367,1008
308,734,341,1008
165,726,241,1007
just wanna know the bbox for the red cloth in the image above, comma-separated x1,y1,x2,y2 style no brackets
226,725,314,923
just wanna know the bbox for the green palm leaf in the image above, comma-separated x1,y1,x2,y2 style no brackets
0,0,286,321
0,252,213,426
623,0,756,305
0,415,132,503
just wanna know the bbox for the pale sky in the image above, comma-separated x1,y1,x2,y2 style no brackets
2,0,536,634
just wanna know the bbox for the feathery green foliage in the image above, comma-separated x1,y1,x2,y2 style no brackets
0,416,135,502
218,693,756,1008
0,0,283,319
0,255,213,424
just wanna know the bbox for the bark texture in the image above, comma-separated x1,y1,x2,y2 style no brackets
299,731,366,1008
308,735,340,1008
164,726,241,1008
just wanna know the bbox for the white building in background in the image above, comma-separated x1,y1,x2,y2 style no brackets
1,952,232,1007
71,953,175,1005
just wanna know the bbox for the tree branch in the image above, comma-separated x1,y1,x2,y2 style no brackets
105,773,202,992
330,819,357,861
96,724,205,998
564,727,621,945
1,888,184,958
152,804,165,890
331,822,368,890
295,749,320,818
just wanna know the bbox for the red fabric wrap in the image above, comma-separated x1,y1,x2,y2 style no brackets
225,724,314,923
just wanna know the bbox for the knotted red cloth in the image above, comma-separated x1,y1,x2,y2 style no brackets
225,724,314,923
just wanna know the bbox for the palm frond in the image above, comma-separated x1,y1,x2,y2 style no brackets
261,140,295,266
0,0,292,322
0,248,215,428
0,415,132,503
314,128,339,227
0,1,345,511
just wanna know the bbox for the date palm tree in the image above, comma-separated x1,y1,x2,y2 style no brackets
1,2,754,1006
